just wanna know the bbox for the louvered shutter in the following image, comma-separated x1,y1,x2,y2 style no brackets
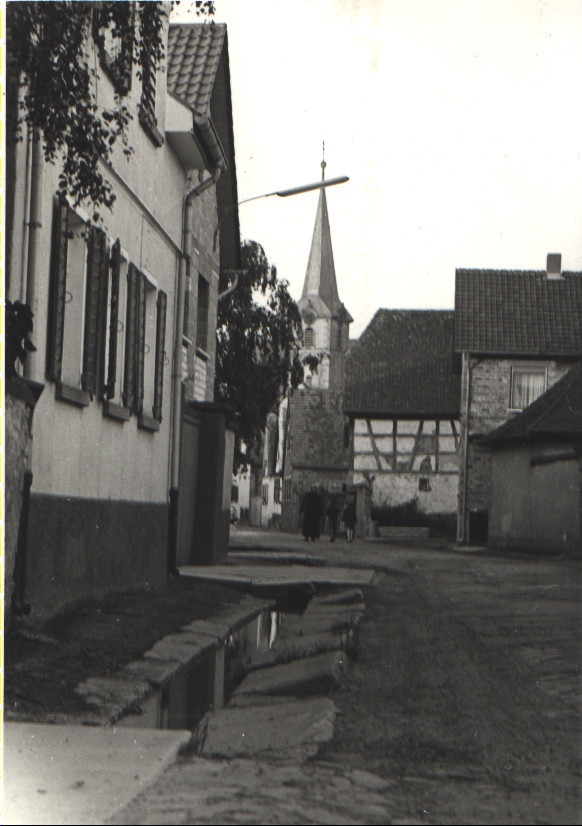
123,263,138,411
153,290,167,421
134,271,146,415
105,240,121,399
46,196,69,381
82,225,109,395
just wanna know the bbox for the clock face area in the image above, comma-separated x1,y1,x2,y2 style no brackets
301,308,317,325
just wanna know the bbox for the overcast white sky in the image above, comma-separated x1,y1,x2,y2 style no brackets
176,0,582,337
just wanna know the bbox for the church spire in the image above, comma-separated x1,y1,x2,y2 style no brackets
301,147,341,315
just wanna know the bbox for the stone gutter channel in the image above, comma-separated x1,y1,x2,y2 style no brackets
72,586,366,762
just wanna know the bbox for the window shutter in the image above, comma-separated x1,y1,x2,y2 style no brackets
153,290,167,421
123,262,138,411
105,240,121,399
46,196,69,381
133,272,146,415
82,225,109,396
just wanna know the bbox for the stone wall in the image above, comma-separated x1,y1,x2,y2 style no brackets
5,391,34,627
358,470,458,515
458,356,575,542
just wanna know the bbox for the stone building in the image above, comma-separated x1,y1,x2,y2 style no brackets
454,255,582,544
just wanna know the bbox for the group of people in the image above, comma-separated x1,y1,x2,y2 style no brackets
299,484,357,543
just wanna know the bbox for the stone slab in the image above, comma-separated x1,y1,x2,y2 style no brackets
270,629,352,661
143,633,202,665
310,587,364,605
193,697,338,759
232,650,347,700
121,658,182,688
3,722,192,825
180,619,230,639
74,676,152,721
180,564,375,589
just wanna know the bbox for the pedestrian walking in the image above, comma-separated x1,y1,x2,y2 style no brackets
341,499,357,542
326,495,340,542
299,484,324,541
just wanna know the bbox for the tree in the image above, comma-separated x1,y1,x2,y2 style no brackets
6,1,214,218
215,241,304,473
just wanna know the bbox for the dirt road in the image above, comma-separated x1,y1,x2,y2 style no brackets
318,545,582,824
111,540,581,825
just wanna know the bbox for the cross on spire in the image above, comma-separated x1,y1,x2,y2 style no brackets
321,140,326,182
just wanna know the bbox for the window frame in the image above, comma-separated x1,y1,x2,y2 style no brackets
93,6,134,96
47,196,109,407
509,365,548,411
139,47,163,147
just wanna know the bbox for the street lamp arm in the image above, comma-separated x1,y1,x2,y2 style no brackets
238,175,349,205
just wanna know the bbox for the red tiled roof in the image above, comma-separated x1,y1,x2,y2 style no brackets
481,361,582,445
167,23,226,115
455,270,582,356
344,310,461,418
288,390,350,470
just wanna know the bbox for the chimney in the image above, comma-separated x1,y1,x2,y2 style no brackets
546,253,563,279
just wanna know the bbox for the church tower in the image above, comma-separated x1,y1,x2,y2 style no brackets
298,153,353,391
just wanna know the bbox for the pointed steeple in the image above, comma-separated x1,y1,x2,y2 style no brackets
300,149,342,316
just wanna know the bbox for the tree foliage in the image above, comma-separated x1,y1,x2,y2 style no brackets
216,241,304,472
7,1,214,218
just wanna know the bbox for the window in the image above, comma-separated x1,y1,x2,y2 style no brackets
123,266,167,427
510,367,547,410
262,483,269,505
94,6,133,95
419,477,431,492
304,326,315,347
274,476,281,504
139,47,163,147
196,275,210,352
47,196,109,405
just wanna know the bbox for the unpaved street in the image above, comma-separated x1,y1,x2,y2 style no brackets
111,540,581,825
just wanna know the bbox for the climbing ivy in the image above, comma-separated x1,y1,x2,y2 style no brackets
7,1,214,219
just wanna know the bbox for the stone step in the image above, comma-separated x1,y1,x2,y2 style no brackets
231,650,347,702
193,697,338,761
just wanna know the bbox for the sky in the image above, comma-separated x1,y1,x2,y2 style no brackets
174,0,582,338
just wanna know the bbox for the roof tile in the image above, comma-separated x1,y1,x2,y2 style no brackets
344,310,461,417
455,269,582,356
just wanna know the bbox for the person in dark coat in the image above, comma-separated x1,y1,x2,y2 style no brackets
326,495,340,542
342,498,357,542
299,485,324,541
